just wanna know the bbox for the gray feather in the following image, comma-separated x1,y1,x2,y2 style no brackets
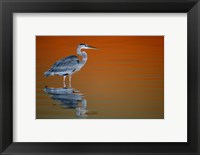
44,55,80,77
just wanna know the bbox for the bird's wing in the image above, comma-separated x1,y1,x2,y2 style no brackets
45,55,80,76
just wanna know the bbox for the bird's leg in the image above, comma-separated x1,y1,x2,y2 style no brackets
69,75,72,88
63,76,66,88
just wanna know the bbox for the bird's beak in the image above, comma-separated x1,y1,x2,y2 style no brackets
87,46,98,50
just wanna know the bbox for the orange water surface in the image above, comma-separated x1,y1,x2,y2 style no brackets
36,36,164,119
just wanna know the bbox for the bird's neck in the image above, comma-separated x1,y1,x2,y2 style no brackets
77,47,87,66
77,47,82,56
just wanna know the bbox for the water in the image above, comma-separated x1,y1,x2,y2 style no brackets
36,73,164,119
44,87,88,118
36,36,164,119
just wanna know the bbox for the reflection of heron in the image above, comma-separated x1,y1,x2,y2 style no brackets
44,86,88,118
44,44,97,87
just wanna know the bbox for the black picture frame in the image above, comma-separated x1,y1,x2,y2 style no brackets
0,0,200,154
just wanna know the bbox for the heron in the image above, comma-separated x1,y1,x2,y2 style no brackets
44,43,97,87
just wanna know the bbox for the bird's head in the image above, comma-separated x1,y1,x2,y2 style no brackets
78,43,97,50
